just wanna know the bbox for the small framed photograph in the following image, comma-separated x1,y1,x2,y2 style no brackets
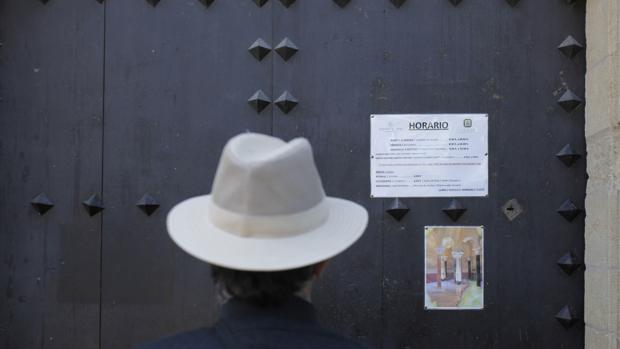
424,226,484,310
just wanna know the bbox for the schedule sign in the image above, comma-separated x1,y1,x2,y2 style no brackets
370,114,488,198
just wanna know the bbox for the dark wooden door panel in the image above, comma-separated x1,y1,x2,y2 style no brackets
0,1,104,348
380,1,586,348
100,1,272,348
271,1,386,346
271,1,585,348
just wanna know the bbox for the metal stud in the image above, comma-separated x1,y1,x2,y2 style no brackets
146,0,160,6
248,38,272,61
253,0,269,7
248,90,271,113
333,0,350,8
557,199,581,222
279,0,295,7
505,0,519,6
502,198,523,221
449,0,463,5
557,89,583,113
274,91,299,114
386,198,409,222
390,0,407,8
557,251,582,275
558,35,584,59
555,305,578,329
136,193,160,216
556,144,581,167
442,198,467,222
31,193,54,215
274,38,298,61
82,194,104,217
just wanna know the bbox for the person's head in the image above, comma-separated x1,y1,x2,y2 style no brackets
167,133,368,301
211,261,328,307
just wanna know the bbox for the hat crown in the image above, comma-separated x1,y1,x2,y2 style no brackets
211,133,325,216
166,132,369,271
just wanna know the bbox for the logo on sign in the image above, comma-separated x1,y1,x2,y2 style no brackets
464,119,472,128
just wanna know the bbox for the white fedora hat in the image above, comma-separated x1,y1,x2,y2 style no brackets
166,132,369,271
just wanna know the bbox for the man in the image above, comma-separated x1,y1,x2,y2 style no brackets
139,133,369,349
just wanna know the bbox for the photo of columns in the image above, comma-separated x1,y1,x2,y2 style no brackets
424,226,484,310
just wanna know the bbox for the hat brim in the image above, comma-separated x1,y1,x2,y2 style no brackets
166,195,369,272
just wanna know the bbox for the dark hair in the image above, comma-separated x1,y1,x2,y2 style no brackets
211,265,315,306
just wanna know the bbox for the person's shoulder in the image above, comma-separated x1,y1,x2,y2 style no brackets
135,327,222,349
326,336,370,349
312,328,371,349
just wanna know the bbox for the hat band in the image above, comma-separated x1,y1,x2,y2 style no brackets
207,198,329,238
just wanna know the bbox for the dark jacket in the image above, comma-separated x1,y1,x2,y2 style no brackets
137,297,368,349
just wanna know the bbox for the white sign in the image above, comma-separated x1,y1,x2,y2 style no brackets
370,114,488,198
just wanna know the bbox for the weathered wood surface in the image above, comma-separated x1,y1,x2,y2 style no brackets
0,0,585,348
0,0,104,348
100,1,272,348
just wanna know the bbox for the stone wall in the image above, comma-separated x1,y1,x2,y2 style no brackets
585,1,620,347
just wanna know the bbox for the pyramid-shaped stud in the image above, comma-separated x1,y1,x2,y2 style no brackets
502,198,524,221
248,38,272,61
557,251,582,275
253,0,269,7
557,199,581,222
248,90,271,113
505,0,519,6
274,91,298,114
442,198,467,222
558,35,584,59
279,0,295,7
390,0,407,8
82,194,104,217
386,198,409,222
555,305,578,329
136,193,160,216
558,89,583,113
31,193,54,215
556,144,581,167
333,0,350,8
449,0,463,5
198,0,215,6
274,37,298,61
146,0,160,6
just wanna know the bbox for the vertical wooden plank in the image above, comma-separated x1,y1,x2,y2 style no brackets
521,1,586,347
100,1,272,348
271,1,385,347
381,1,502,347
380,0,586,348
0,1,104,348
